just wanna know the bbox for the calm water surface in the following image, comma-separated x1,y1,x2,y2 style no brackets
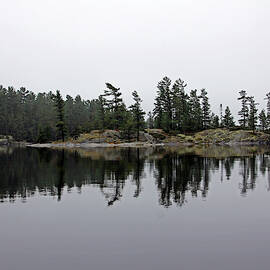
1,146,270,270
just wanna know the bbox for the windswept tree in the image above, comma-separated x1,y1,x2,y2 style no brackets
129,91,145,141
53,90,66,142
199,89,211,129
259,109,267,131
103,83,125,130
248,96,258,133
223,106,235,128
238,90,249,128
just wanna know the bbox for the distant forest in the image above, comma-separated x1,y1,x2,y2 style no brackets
0,77,269,142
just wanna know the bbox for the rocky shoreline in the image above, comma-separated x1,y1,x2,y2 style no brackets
27,128,270,149
3,128,270,149
28,142,166,149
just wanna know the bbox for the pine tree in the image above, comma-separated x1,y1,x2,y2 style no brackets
121,110,135,142
87,98,103,130
36,91,57,142
65,95,75,136
73,95,89,132
153,95,163,129
97,95,106,131
210,114,219,128
259,109,267,132
157,77,173,132
223,106,235,128
53,90,66,142
189,89,203,131
129,91,145,141
0,86,8,135
103,83,124,130
199,89,211,129
247,96,258,133
146,111,154,129
172,78,189,131
238,90,249,128
17,87,30,140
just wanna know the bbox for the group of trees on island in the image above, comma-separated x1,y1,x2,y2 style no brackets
0,77,270,142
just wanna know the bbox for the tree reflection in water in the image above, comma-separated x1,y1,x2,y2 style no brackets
1,146,270,206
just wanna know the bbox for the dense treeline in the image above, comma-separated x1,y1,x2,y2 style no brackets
0,77,269,142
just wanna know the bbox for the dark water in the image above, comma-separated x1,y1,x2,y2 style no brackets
1,146,270,270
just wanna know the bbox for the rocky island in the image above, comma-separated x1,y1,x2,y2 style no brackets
28,128,270,149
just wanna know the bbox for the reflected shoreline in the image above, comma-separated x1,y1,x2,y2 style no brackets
1,145,270,206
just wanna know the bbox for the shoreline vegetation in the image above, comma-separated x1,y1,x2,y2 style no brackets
1,77,270,146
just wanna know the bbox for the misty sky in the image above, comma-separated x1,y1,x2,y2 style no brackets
1,0,270,117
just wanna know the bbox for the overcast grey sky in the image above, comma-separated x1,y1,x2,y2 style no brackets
1,0,270,116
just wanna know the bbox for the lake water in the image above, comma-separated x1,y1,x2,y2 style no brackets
1,145,270,270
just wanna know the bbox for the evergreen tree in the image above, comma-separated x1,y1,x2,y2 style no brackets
223,106,235,128
172,78,189,131
247,96,258,133
53,90,66,142
37,126,54,143
189,89,203,131
103,83,124,130
17,87,30,140
146,111,154,129
35,91,57,141
87,98,103,130
157,77,173,132
121,110,135,142
129,91,145,141
65,95,75,136
238,90,249,128
97,95,106,131
73,95,89,132
0,86,8,135
199,89,211,129
153,95,163,129
210,114,219,128
259,109,267,131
